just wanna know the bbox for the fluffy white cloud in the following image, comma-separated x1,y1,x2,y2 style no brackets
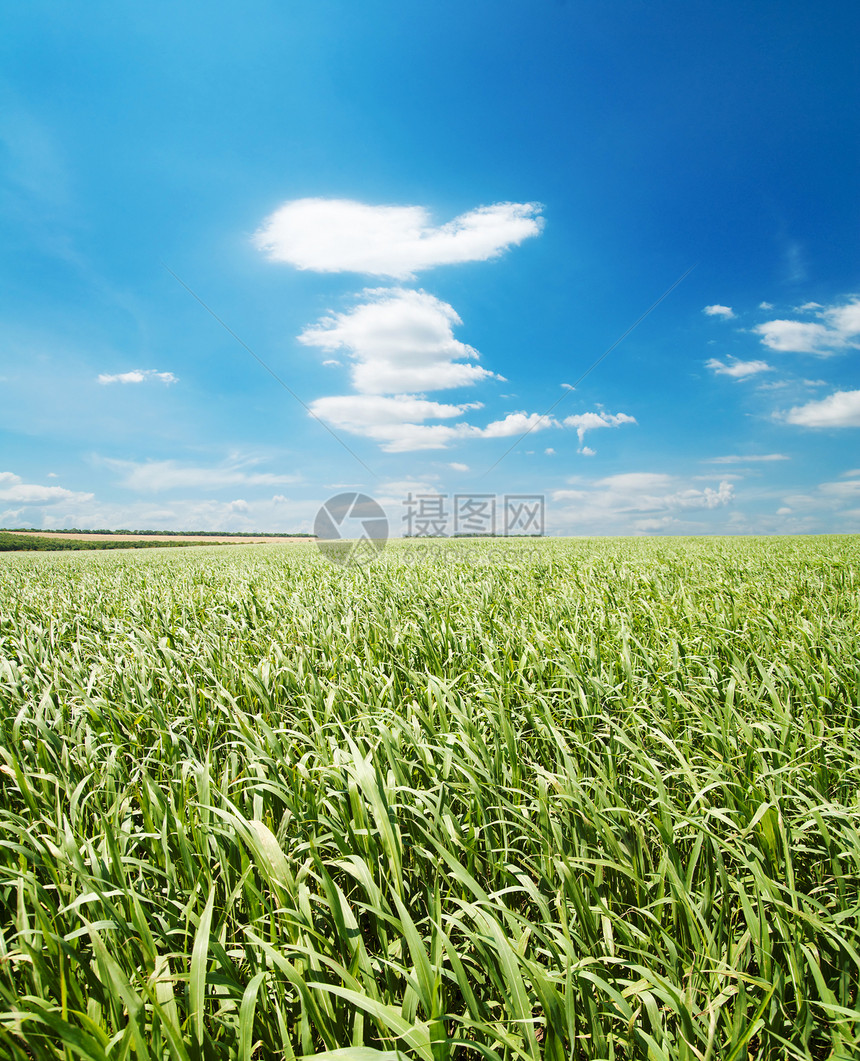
562,410,636,451
299,288,500,394
254,198,544,278
103,458,301,492
307,395,557,452
481,412,552,438
449,462,469,472
704,305,735,319
706,357,772,379
309,394,479,430
754,320,837,354
299,287,571,451
755,298,860,355
0,471,92,505
705,454,789,464
98,369,178,385
782,389,860,428
824,300,860,336
309,391,635,452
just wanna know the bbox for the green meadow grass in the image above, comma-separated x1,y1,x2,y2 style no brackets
0,536,858,1060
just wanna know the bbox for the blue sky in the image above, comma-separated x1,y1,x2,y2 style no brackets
2,0,858,535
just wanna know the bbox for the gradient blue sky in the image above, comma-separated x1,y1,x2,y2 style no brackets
2,0,858,535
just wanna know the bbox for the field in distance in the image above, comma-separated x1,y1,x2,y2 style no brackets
1,529,314,542
0,529,316,551
1,535,859,1059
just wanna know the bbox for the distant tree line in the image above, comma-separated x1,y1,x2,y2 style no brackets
0,532,314,552
3,528,316,537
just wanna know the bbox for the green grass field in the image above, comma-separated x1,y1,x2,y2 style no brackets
1,537,859,1060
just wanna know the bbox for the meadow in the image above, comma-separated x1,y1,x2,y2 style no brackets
0,536,858,1060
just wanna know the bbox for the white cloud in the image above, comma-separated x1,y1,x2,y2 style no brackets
310,394,478,429
298,288,568,451
580,446,596,457
824,299,860,335
759,302,774,310
705,454,789,464
706,357,772,379
448,462,469,472
254,198,544,278
0,471,92,505
348,422,475,453
797,302,822,311
103,458,301,492
754,320,838,354
309,396,632,453
562,410,636,451
0,495,325,535
704,305,735,319
545,447,555,455
299,288,500,394
550,472,734,534
762,478,860,532
308,397,556,453
481,412,552,438
818,479,860,499
97,369,178,385
754,298,860,355
781,389,860,428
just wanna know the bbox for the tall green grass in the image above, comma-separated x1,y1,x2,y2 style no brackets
0,536,858,1059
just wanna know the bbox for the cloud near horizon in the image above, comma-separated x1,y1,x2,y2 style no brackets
102,458,301,492
551,471,735,533
0,471,93,505
254,198,544,279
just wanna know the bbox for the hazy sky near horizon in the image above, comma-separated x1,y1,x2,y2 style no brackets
2,1,859,535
